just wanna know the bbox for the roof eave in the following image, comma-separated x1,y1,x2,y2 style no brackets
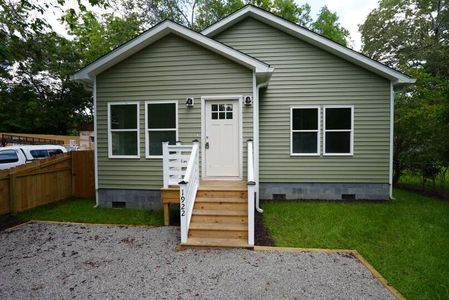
71,20,272,86
202,5,415,85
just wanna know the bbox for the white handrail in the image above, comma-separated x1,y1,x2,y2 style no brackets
247,140,255,246
163,141,199,244
162,142,193,188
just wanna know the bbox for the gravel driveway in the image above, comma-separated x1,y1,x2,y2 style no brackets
0,222,394,299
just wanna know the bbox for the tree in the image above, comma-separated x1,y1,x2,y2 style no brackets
0,0,104,134
360,0,449,183
311,6,350,46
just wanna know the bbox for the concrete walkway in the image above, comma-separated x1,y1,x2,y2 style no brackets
0,222,394,299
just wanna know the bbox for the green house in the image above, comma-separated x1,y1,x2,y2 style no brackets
72,5,414,247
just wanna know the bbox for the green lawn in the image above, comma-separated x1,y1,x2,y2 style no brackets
18,198,164,226
262,189,449,300
400,169,449,194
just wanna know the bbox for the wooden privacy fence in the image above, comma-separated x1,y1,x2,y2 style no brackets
0,151,95,215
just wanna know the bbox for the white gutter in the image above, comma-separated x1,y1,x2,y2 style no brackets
93,78,99,207
253,73,270,213
389,82,395,200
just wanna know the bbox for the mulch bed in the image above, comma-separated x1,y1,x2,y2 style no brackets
255,211,275,246
0,214,24,232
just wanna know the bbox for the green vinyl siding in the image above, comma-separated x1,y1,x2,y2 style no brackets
215,18,390,183
96,34,253,189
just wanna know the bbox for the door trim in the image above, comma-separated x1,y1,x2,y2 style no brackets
201,95,243,180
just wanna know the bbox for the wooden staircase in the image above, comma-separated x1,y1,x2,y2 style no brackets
179,181,251,249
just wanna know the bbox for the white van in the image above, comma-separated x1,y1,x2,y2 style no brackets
0,145,68,170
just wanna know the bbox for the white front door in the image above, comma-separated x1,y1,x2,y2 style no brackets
204,101,240,178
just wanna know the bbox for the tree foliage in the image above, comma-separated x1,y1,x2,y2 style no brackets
360,0,449,182
0,0,350,135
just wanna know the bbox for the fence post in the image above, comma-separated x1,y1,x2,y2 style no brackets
71,152,75,197
9,172,16,214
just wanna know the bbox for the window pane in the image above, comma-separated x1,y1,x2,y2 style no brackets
212,112,218,120
30,150,48,158
111,104,137,129
325,132,351,153
148,131,176,155
212,104,218,111
326,108,351,130
48,149,63,157
292,132,317,154
219,112,225,119
0,150,19,163
112,131,138,156
148,103,176,129
226,112,233,119
292,108,318,130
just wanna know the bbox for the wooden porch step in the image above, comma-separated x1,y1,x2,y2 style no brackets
196,190,247,198
193,209,247,216
179,237,252,249
189,229,248,239
193,202,247,210
195,197,247,203
191,215,248,224
190,222,247,231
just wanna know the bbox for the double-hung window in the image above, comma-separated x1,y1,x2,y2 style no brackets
291,106,320,155
145,101,178,158
108,102,140,158
324,106,353,155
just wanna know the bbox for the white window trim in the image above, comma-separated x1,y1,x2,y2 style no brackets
323,105,354,156
290,106,321,156
108,101,140,159
145,100,179,159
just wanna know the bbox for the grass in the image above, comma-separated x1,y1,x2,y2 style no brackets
399,170,449,194
17,198,164,226
262,189,449,300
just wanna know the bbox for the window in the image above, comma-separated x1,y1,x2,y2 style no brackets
108,102,140,158
48,149,63,157
211,104,233,120
0,150,19,164
291,107,320,155
30,149,48,158
324,106,353,155
145,101,178,157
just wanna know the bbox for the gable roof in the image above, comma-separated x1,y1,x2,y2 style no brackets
71,20,273,84
202,5,415,85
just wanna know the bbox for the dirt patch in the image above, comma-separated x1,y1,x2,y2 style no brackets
0,214,24,231
255,211,275,246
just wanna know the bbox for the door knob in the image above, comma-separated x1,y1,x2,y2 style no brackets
205,142,209,149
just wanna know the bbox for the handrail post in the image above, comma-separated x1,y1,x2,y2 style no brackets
179,182,188,243
247,139,255,246
162,142,169,188
193,139,200,181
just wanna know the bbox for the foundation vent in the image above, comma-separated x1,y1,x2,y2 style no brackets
341,194,356,200
112,201,126,208
272,194,286,200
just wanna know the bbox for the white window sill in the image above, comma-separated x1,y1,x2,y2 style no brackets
323,153,353,157
108,155,140,159
290,153,320,157
146,155,163,159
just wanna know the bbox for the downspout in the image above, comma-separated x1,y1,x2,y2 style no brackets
389,82,395,200
254,73,269,213
93,78,99,207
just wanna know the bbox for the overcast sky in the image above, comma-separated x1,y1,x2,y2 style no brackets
44,0,379,51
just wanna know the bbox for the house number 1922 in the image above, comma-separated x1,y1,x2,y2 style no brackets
180,190,186,217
